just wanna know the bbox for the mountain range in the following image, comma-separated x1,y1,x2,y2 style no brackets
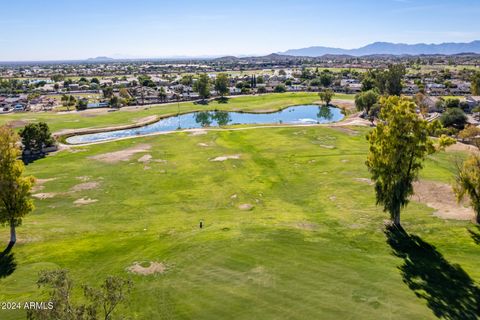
279,41,480,57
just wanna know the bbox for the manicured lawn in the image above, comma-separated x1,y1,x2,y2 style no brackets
0,93,355,133
0,123,478,319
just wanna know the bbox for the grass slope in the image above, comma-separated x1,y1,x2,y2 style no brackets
0,125,479,319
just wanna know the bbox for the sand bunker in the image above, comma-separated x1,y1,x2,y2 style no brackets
413,180,474,221
70,181,100,192
210,154,241,162
32,193,57,199
127,261,166,275
74,197,98,206
90,144,151,163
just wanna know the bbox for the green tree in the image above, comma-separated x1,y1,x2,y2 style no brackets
0,126,34,250
445,98,460,109
454,155,480,224
102,87,113,99
19,122,55,153
318,89,334,106
180,75,193,86
366,97,452,226
274,84,286,93
355,90,379,119
109,96,120,108
471,72,480,96
319,72,333,87
214,73,230,98
440,108,467,130
193,74,211,101
75,99,88,111
158,87,167,102
385,64,406,96
27,269,132,320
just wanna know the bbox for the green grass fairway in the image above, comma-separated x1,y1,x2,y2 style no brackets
0,93,354,133
1,123,479,319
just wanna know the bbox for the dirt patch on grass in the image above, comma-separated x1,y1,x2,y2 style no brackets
70,181,100,192
445,142,479,154
210,154,241,162
412,180,474,221
332,99,355,111
32,193,57,199
354,178,374,185
127,261,166,275
90,144,151,163
134,115,158,124
36,178,57,184
295,221,318,230
74,197,98,206
189,129,207,136
6,120,28,128
137,154,152,163
198,143,210,147
238,203,254,211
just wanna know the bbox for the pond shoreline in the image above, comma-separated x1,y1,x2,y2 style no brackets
60,104,354,145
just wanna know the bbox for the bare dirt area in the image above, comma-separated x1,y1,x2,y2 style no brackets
32,193,57,199
137,154,153,163
238,203,254,211
70,181,100,192
189,129,208,136
331,99,355,111
74,197,98,206
210,154,241,162
412,180,474,221
445,142,479,154
354,178,374,185
127,261,167,275
90,144,151,163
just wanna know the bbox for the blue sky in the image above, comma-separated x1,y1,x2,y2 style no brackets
1,0,480,61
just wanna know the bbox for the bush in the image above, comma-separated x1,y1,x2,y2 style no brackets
274,84,286,93
440,108,468,130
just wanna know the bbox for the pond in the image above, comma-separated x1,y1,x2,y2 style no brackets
66,105,344,144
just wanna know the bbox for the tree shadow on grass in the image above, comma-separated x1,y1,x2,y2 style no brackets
385,225,480,320
0,247,16,279
215,97,229,104
468,226,480,245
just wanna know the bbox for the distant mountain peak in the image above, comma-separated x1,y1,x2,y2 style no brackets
86,56,115,61
280,41,480,57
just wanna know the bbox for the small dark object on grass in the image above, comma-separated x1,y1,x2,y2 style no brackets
199,221,203,229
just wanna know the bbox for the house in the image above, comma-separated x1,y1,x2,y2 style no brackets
423,96,443,113
466,96,480,109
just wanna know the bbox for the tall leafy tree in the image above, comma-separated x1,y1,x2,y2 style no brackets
472,72,480,96
355,90,379,120
454,155,480,224
366,97,453,226
19,122,55,153
385,64,406,96
0,126,34,250
214,73,229,98
193,74,211,101
318,89,334,106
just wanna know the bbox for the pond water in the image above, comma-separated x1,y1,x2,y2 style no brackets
66,105,344,144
